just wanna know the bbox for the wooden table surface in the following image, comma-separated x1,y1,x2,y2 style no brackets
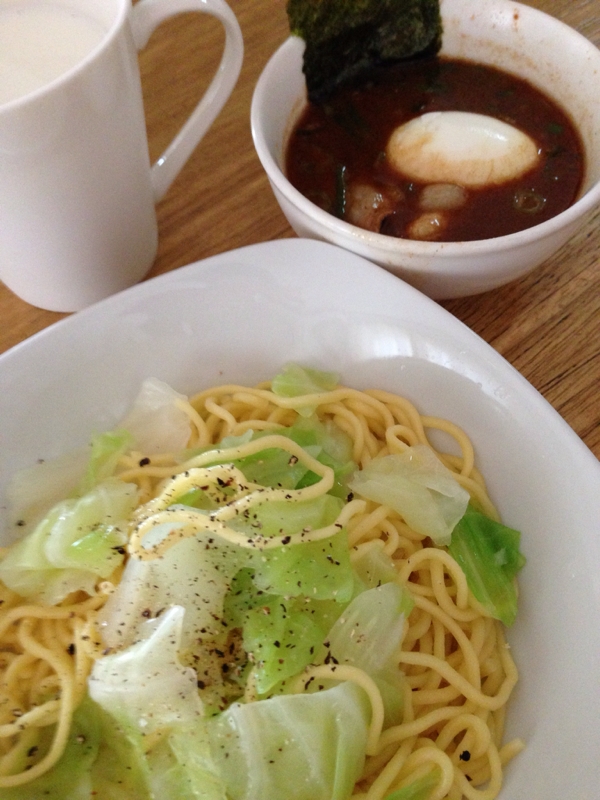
1,0,598,457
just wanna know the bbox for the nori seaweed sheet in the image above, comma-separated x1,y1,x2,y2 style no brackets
287,0,442,101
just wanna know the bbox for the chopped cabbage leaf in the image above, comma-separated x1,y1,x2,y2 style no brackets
231,492,343,542
176,439,313,496
348,445,469,545
449,505,525,627
291,414,353,464
234,417,355,499
351,541,399,588
97,490,352,704
225,568,349,695
97,530,243,652
119,377,192,454
246,524,354,601
5,447,89,541
41,480,136,569
242,593,332,694
90,608,227,799
249,531,353,599
0,479,137,605
221,522,355,696
98,491,348,653
1,692,227,800
89,605,204,734
326,582,411,724
179,414,355,499
272,363,339,397
208,681,369,800
286,415,356,498
220,427,318,491
233,442,316,490
0,698,101,799
271,363,339,416
144,725,227,800
327,583,413,674
5,429,132,543
87,702,150,800
78,429,134,495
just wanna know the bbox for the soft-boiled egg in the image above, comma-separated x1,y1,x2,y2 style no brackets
386,111,540,187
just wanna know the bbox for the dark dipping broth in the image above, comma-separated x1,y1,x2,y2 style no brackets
285,57,584,242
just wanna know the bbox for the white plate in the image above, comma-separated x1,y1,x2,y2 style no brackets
1,238,599,798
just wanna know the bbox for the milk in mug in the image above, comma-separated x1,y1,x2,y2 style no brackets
0,0,244,312
0,1,107,106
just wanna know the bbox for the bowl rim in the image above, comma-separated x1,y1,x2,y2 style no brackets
2,238,600,795
251,1,600,258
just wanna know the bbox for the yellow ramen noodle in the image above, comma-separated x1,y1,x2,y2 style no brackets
0,377,524,798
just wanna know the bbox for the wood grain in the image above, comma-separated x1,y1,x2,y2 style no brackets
1,0,598,457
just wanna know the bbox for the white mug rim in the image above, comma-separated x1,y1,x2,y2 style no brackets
0,0,128,114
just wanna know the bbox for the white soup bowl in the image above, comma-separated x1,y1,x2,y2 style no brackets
251,0,600,299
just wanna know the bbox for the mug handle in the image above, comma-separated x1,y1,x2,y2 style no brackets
129,0,244,202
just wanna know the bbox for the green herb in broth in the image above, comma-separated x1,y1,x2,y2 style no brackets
334,163,348,217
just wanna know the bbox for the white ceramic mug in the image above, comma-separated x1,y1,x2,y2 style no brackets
0,0,243,312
